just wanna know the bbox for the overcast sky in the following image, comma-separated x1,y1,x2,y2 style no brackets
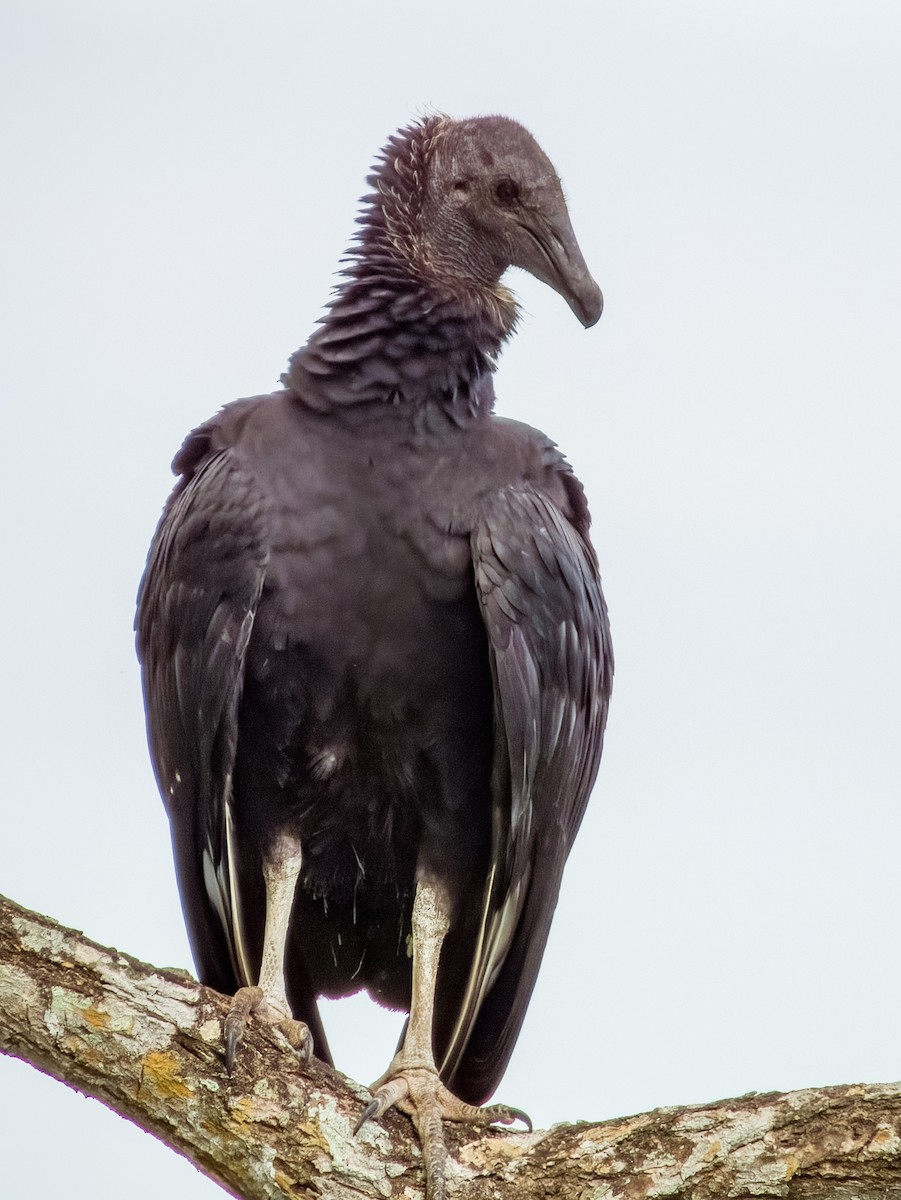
2,2,900,1196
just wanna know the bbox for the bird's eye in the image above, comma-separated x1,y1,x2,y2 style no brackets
494,178,520,206
453,179,469,192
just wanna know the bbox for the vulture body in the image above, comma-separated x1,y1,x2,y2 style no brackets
137,114,612,1195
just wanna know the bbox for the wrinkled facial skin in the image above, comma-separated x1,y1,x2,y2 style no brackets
422,117,603,327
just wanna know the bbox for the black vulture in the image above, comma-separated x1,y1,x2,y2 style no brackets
137,113,613,1198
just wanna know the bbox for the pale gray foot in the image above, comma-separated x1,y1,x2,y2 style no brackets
223,831,312,1071
224,984,312,1071
355,879,530,1200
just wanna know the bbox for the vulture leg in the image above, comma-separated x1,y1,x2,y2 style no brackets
224,832,312,1070
357,879,529,1200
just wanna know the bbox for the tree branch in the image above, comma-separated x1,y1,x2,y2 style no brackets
2,893,900,1199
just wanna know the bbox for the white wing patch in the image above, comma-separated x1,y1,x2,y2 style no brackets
201,776,255,988
438,865,529,1079
225,790,254,985
202,845,229,931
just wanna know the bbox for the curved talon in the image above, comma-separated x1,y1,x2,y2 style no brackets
223,985,312,1074
488,1102,532,1132
223,985,263,1073
269,1020,313,1067
355,1074,412,1134
353,1097,383,1135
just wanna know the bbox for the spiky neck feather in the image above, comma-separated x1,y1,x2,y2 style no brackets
284,117,519,418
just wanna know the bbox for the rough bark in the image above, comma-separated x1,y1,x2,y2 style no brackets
1,892,900,1200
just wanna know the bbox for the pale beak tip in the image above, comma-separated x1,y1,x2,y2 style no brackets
572,280,603,328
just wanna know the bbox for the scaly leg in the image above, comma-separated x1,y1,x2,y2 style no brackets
357,879,528,1200
224,831,312,1069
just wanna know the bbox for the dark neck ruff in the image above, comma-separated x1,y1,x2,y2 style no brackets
282,117,518,423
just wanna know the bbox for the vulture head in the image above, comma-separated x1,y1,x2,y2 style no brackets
293,115,601,406
422,116,602,327
364,114,603,329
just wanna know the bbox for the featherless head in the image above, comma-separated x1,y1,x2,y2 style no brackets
286,115,602,410
351,114,603,327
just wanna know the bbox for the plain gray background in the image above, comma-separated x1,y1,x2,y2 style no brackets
2,2,899,1195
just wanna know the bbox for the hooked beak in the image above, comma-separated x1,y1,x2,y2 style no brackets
512,206,603,328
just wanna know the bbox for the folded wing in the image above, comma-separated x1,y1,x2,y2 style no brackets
440,483,613,1104
136,446,269,997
